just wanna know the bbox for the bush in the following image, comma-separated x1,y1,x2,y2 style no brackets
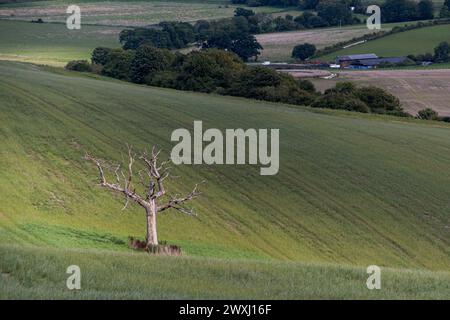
130,45,175,84
175,49,244,92
65,60,92,72
417,108,439,120
342,99,370,113
355,86,404,115
291,43,316,60
101,49,135,81
92,47,113,65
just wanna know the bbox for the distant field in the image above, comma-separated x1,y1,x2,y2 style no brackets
0,0,291,27
310,69,450,117
0,19,120,65
319,24,450,61
257,21,427,62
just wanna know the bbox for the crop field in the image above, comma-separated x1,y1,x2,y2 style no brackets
0,19,120,66
309,69,450,117
0,0,291,27
2,245,450,299
319,24,450,61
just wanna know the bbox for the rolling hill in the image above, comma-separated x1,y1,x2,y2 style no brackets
1,61,450,298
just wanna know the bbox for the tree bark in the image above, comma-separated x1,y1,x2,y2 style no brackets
145,201,158,247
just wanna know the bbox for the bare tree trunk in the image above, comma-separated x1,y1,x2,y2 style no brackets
85,146,200,251
145,201,158,247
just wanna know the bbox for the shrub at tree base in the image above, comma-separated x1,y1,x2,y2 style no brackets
128,237,182,255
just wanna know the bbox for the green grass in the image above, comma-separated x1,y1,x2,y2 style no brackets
256,21,433,62
319,24,450,61
0,19,120,66
1,61,450,268
1,245,450,299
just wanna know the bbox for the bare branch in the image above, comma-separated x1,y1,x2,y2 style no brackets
84,152,147,208
157,183,202,215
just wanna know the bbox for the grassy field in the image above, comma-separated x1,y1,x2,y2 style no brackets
319,24,450,61
1,61,450,298
0,19,120,66
0,0,292,27
2,245,450,299
256,21,429,62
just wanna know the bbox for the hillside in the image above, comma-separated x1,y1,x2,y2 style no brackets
1,61,450,271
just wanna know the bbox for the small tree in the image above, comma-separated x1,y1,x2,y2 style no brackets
434,42,450,62
292,43,316,60
417,108,439,120
417,0,434,20
85,146,201,248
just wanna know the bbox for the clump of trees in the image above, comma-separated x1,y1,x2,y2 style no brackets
416,108,450,122
381,0,434,22
292,43,316,60
64,45,415,118
119,15,262,61
441,0,450,17
120,22,196,50
311,82,409,116
87,46,316,104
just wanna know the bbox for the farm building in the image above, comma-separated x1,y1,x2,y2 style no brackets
336,54,407,69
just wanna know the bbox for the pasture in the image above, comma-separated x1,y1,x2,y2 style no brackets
0,0,291,27
0,19,120,66
319,24,450,61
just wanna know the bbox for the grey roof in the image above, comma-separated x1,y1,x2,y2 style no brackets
337,54,378,61
352,57,406,66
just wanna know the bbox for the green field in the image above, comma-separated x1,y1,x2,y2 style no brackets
256,21,433,62
0,19,120,65
1,61,450,298
0,0,290,27
319,24,450,61
2,245,450,299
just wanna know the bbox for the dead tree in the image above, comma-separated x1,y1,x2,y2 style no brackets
84,146,200,247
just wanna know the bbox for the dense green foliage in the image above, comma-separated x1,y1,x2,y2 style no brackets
381,0,434,22
292,43,317,60
311,82,408,116
65,60,92,72
119,22,196,50
87,47,315,103
417,108,440,120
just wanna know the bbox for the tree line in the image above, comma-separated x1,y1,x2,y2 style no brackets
66,45,409,118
